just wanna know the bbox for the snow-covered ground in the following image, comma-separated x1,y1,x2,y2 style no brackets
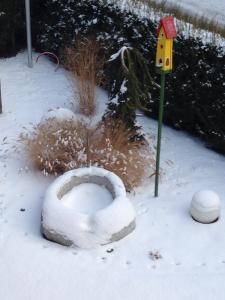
1,52,225,300
125,0,225,25
163,0,225,25
119,0,225,48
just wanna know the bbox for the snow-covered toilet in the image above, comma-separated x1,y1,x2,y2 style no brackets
41,167,136,248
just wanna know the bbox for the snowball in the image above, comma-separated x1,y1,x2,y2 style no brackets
190,190,221,224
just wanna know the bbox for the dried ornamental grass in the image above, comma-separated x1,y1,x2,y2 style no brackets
21,119,89,175
89,118,154,190
22,117,154,190
65,38,104,116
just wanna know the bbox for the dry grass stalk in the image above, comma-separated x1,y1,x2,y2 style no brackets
89,118,154,190
65,38,104,116
21,119,89,174
22,117,154,190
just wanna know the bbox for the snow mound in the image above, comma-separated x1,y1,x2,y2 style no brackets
61,183,113,214
42,108,76,122
190,190,221,223
42,167,136,248
41,108,91,125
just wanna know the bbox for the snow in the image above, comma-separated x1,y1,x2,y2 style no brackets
0,52,225,299
149,0,225,47
108,46,132,63
190,190,221,223
119,0,225,48
62,183,113,214
120,79,127,94
123,0,225,26
41,107,93,126
41,108,76,122
192,190,221,210
42,167,135,248
165,0,225,26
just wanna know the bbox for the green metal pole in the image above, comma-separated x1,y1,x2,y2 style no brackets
154,72,166,197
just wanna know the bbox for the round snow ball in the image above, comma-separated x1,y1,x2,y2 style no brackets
190,190,221,224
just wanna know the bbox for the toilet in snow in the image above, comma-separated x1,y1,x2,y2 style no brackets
190,190,221,224
41,167,136,248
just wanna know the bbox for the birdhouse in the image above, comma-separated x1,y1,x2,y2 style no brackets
156,16,177,73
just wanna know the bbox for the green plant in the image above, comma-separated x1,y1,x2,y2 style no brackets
105,47,159,128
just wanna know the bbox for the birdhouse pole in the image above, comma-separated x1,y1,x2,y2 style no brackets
155,72,166,197
154,16,177,197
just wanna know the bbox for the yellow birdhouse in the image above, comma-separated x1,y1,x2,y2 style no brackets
156,16,177,73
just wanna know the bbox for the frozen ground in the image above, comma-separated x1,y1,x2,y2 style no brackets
0,52,225,300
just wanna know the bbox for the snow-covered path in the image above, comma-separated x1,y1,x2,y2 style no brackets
0,53,225,300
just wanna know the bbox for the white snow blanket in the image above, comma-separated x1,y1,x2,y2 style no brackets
0,52,225,300
166,0,225,25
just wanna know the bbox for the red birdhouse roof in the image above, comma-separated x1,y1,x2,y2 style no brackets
156,16,177,39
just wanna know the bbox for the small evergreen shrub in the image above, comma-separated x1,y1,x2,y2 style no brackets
36,0,156,58
104,46,159,129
